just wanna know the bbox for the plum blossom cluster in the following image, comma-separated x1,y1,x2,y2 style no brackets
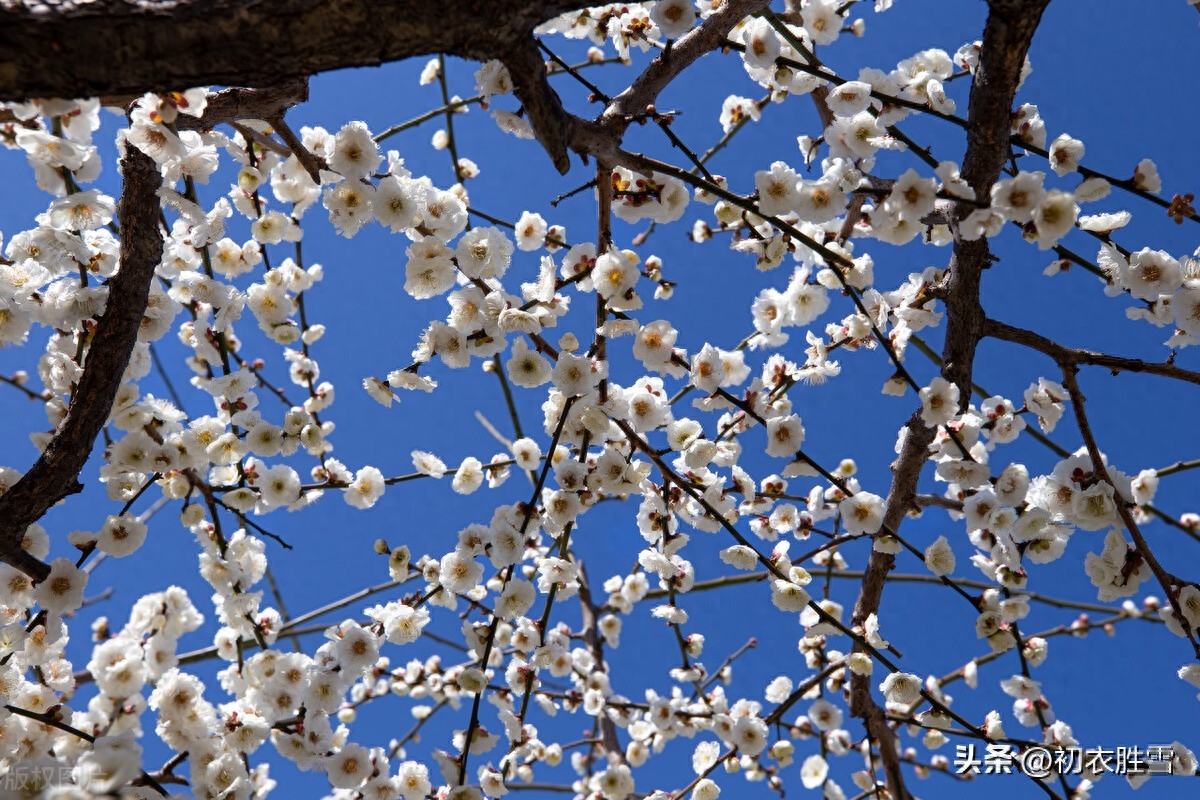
0,2,1197,800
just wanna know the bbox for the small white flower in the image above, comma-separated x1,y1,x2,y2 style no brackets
511,437,542,470
475,59,513,97
453,457,484,495
765,675,793,703
754,161,801,217
924,535,956,576
345,466,386,509
326,742,372,789
918,376,959,426
1031,190,1078,250
96,514,148,558
551,352,597,397
887,168,938,221
1048,133,1085,176
740,17,781,70
719,95,761,133
34,558,88,614
412,450,447,477
691,778,720,800
329,121,381,179
1132,158,1161,192
47,189,115,230
506,338,552,388
651,0,696,38
514,211,548,251
800,754,828,789
839,492,885,535
878,671,923,705
826,81,874,117
440,550,484,594
765,414,805,458
594,249,639,300
690,344,725,395
990,171,1045,222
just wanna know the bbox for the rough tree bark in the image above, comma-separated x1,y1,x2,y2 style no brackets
0,0,584,98
0,84,311,581
0,0,588,173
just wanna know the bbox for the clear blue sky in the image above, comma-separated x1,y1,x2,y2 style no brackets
1,1,1198,798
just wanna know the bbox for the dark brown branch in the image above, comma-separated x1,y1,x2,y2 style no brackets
985,317,1200,385
175,80,310,132
0,142,161,582
570,0,770,158
576,560,623,759
599,0,770,132
1059,366,1200,658
0,1,581,101
0,1,588,169
268,114,326,184
230,122,292,158
0,82,315,581
505,39,572,175
847,3,1051,800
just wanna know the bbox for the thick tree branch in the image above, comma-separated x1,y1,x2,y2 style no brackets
0,0,582,101
0,82,316,581
175,79,310,132
0,0,591,170
504,38,573,175
847,3,1050,798
850,0,1052,639
599,0,770,131
570,0,770,160
0,142,162,581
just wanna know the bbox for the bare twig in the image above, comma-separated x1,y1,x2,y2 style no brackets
985,317,1200,385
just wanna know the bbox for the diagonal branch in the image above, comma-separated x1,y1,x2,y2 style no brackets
504,37,574,175
1060,366,1200,659
0,142,162,582
0,83,311,581
569,0,771,159
175,79,311,132
598,0,770,132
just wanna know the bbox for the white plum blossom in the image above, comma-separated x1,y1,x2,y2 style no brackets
924,536,956,576
990,171,1045,222
1048,133,1085,175
918,376,959,426
765,414,805,458
345,466,386,509
879,672,923,705
34,558,88,614
0,14,1192,800
839,492,885,535
651,0,696,39
754,161,801,217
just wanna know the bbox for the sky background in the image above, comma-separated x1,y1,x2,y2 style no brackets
1,1,1199,798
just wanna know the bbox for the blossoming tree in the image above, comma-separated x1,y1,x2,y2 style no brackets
0,0,1198,799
